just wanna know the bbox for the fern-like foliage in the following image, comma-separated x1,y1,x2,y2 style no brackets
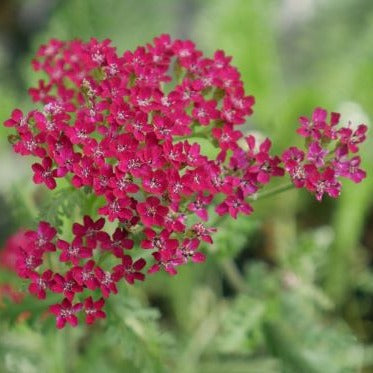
103,296,174,373
37,187,95,233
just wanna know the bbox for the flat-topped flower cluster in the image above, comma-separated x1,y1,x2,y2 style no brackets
3,35,367,328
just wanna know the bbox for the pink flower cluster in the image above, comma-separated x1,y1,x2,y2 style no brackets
283,108,367,200
3,35,367,328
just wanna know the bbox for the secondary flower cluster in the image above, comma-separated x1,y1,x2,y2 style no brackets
282,107,367,200
3,35,367,328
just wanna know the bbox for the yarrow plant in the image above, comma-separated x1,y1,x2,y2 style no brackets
3,34,367,328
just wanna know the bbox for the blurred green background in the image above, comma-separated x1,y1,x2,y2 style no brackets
0,0,372,372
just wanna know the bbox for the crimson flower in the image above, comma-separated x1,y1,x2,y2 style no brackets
25,221,57,252
98,193,133,222
50,298,83,329
94,267,118,298
50,271,83,301
113,255,146,284
137,197,168,227
32,157,58,189
83,297,106,324
71,260,99,290
57,237,92,265
72,216,109,249
28,270,53,299
179,239,206,264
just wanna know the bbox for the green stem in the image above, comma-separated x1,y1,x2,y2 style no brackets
219,259,250,293
175,133,208,141
210,182,295,228
248,182,294,202
212,183,295,297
